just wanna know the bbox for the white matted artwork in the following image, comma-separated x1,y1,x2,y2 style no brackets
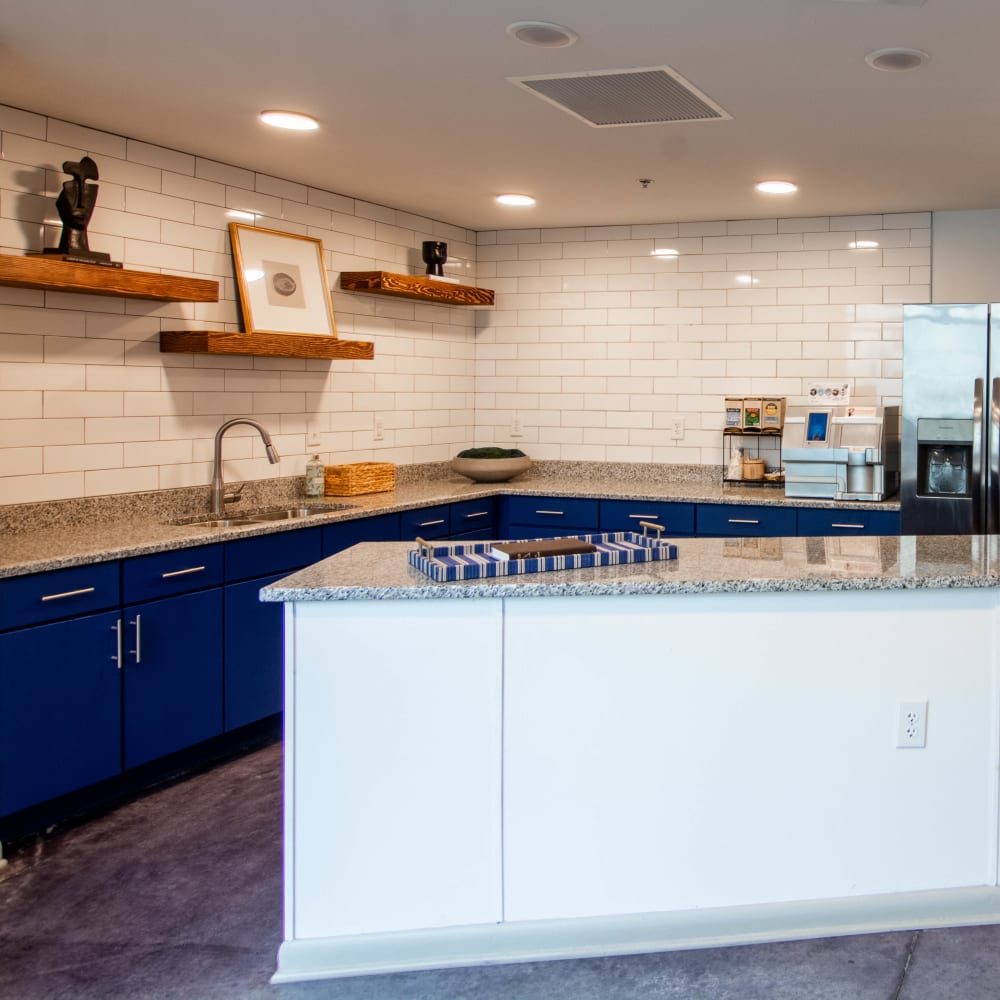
229,223,337,337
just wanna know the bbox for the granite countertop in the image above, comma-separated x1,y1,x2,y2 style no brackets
261,535,999,602
0,471,900,580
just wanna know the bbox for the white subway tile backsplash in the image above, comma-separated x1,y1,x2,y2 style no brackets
0,101,935,494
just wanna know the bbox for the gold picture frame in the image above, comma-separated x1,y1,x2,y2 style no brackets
229,223,337,337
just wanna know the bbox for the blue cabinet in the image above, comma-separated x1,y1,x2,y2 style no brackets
796,507,900,536
122,588,223,768
599,498,695,536
696,503,797,538
323,512,401,556
503,495,600,538
0,610,122,816
0,560,119,631
401,504,452,540
448,497,498,540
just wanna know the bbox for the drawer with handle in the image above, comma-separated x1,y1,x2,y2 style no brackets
401,504,453,541
696,503,796,538
796,507,900,537
0,561,120,631
599,499,695,536
123,544,224,602
504,496,599,533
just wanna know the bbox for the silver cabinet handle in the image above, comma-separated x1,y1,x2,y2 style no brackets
973,377,984,532
161,565,206,579
462,511,489,519
728,518,760,525
536,510,564,516
418,519,446,528
628,514,659,519
41,586,96,602
129,614,142,664
112,619,123,671
831,523,865,529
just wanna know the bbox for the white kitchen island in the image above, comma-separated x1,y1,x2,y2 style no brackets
263,534,1000,984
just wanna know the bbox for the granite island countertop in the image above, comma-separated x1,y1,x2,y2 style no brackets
261,534,999,602
0,472,900,580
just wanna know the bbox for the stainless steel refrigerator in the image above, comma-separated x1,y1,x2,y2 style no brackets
901,303,1000,534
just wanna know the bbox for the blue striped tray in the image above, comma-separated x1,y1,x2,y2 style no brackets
408,531,678,582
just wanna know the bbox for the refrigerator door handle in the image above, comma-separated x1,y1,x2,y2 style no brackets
991,378,1000,533
973,378,985,533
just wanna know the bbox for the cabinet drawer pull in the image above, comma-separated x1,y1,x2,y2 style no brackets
41,586,96,602
112,619,123,670
417,519,446,528
130,614,142,664
161,565,206,579
463,511,489,519
830,523,865,530
628,514,659,519
727,518,760,525
535,510,564,516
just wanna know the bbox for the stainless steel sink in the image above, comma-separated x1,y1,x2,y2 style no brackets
172,503,357,529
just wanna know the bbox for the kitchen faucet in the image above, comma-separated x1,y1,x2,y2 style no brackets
211,418,280,516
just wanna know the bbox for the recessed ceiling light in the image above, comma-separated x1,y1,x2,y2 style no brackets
865,47,929,71
755,180,798,195
650,248,680,258
496,193,536,207
506,20,578,47
259,110,319,131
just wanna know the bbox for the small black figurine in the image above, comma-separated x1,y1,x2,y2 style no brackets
44,156,111,264
422,240,447,277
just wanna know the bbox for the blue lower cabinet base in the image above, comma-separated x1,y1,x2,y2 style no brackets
0,610,122,816
123,589,224,770
224,575,285,730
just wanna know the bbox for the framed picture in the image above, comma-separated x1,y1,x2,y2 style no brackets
229,223,337,337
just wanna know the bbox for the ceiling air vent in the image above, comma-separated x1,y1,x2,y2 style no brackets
508,66,731,128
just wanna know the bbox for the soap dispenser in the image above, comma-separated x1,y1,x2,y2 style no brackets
305,454,325,498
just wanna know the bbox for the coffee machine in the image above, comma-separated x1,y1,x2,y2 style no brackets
781,406,900,501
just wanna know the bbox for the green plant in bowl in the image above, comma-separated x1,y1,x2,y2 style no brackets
451,447,531,482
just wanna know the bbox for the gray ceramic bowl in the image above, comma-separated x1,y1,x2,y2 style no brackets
450,456,532,483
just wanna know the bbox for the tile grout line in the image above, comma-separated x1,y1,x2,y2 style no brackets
890,929,922,1000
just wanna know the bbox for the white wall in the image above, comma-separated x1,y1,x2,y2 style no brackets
0,100,934,504
475,217,930,466
0,104,477,506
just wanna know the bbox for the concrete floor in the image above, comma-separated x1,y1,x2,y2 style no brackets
2,742,999,1000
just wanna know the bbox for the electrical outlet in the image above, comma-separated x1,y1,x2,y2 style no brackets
669,417,685,440
511,413,523,438
373,416,384,441
305,422,322,449
896,700,928,748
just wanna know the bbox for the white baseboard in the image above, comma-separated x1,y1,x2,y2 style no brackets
272,885,1000,984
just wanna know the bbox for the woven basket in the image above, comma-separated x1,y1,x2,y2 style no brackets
324,462,396,496
742,457,766,481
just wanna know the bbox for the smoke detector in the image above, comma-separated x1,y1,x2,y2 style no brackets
509,66,731,128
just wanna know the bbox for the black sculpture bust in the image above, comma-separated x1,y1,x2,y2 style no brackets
44,156,111,263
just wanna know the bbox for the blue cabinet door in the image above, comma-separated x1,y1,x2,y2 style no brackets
696,503,797,537
401,504,452,540
796,507,900,536
448,497,498,539
599,499,696,536
123,588,223,769
224,574,285,731
323,513,401,556
503,495,600,538
0,610,122,816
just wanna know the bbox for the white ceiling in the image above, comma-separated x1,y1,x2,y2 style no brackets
2,0,999,232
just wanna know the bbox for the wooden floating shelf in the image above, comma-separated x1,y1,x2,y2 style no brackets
0,253,219,302
340,270,494,307
159,330,374,360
